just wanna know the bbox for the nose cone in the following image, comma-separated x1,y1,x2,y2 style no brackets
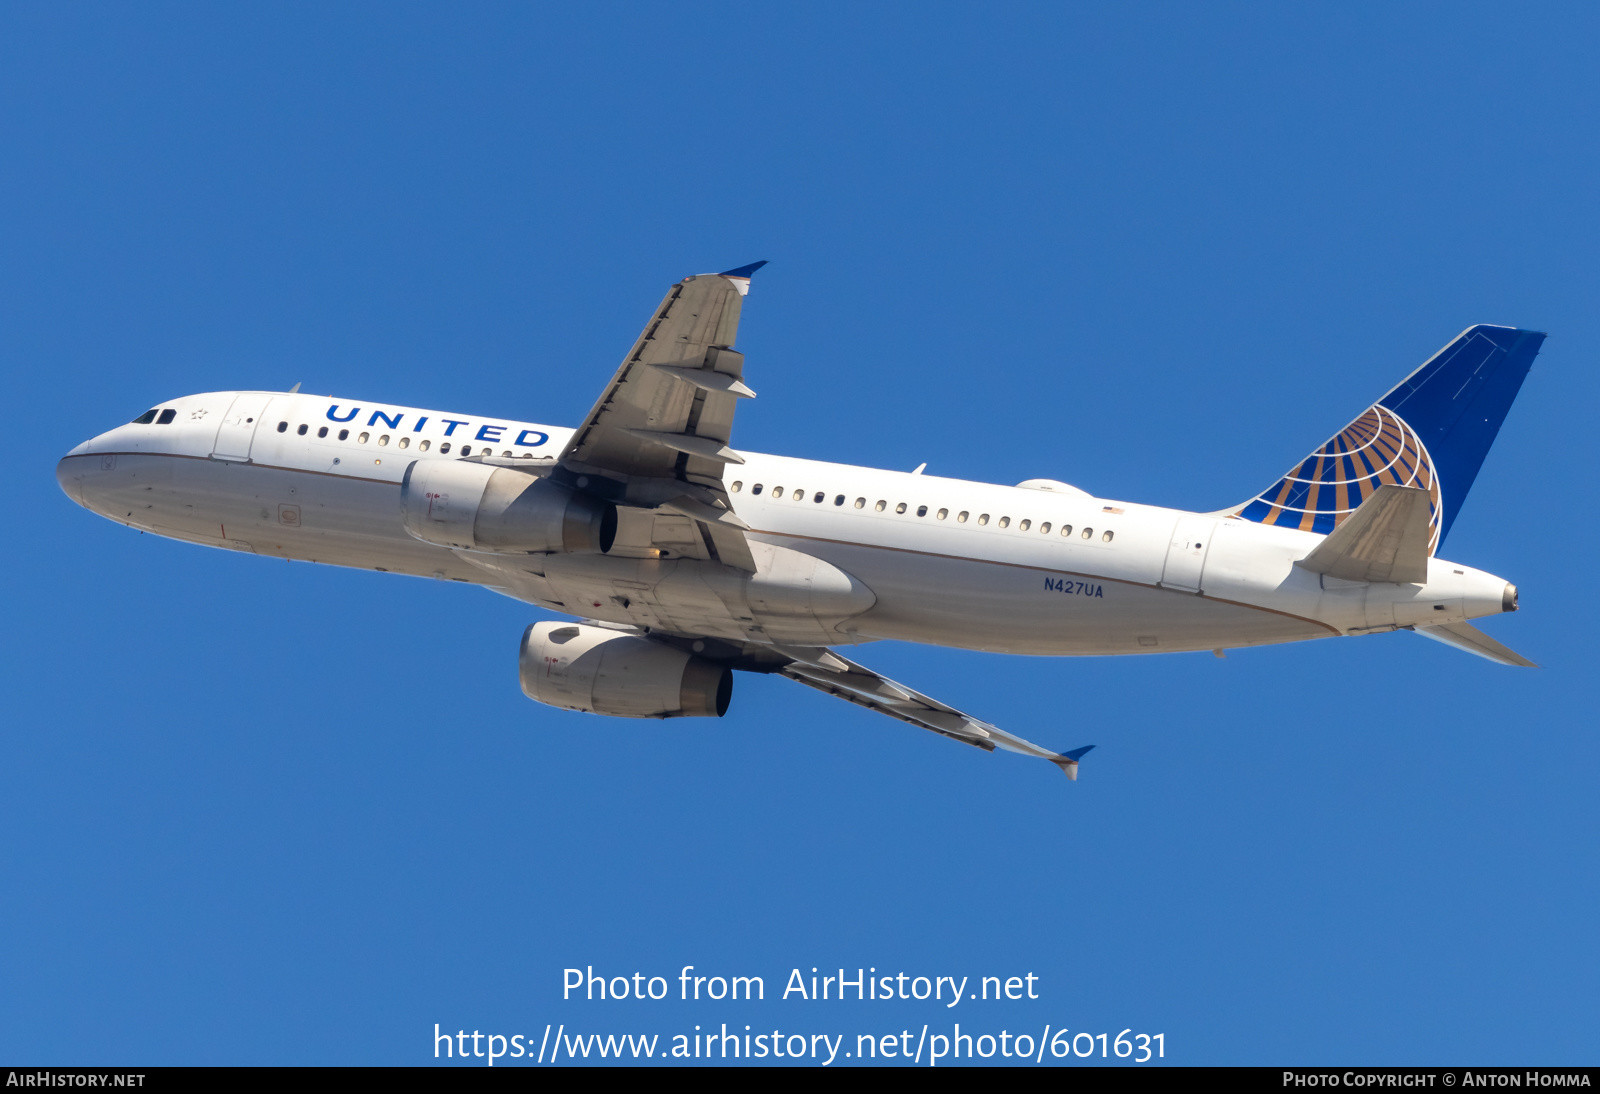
56,454,86,507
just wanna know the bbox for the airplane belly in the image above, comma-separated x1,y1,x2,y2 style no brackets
763,535,1330,655
64,453,476,580
523,542,878,646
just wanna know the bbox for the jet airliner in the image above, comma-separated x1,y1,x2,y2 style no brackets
56,264,1540,779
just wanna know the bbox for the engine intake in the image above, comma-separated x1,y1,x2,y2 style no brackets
400,460,616,554
519,622,731,719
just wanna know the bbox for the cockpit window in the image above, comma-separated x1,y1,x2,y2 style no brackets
132,409,158,424
157,409,176,425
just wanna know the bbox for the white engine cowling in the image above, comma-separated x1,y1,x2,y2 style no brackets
400,460,616,554
519,622,731,718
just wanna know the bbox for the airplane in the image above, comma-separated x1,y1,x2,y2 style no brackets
55,262,1541,780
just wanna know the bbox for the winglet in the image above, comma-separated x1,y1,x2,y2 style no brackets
1052,744,1096,781
718,260,768,296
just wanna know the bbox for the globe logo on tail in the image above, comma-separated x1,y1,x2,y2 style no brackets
1234,405,1442,554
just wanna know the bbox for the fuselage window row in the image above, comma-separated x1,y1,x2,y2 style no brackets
264,423,540,461
728,482,1115,544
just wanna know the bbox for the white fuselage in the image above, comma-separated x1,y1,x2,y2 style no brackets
57,390,1515,656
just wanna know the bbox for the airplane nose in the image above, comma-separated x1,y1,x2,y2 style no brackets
56,455,85,506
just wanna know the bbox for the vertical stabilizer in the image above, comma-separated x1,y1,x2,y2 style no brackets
1233,326,1543,549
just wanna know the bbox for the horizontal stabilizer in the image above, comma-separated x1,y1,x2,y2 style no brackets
1413,620,1537,667
1298,484,1431,583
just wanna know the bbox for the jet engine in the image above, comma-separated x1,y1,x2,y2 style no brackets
400,460,616,554
519,621,731,718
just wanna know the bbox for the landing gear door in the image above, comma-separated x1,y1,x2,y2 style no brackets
212,393,273,462
1160,516,1216,593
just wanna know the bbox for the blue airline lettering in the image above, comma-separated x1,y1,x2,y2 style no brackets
476,424,505,442
369,410,403,429
441,419,468,436
414,416,428,431
326,405,360,422
514,429,549,447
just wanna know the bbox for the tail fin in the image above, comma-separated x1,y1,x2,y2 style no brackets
1232,325,1544,550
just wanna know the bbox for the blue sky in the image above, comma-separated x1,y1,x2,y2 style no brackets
2,3,1595,1065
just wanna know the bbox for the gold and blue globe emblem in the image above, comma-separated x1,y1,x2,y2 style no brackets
1235,405,1442,553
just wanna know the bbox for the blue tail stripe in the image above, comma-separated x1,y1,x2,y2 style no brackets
1376,325,1544,543
1234,325,1542,549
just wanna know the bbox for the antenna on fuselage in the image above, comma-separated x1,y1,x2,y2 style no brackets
912,462,926,475
288,382,302,393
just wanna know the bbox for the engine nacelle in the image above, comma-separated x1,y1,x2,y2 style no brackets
519,621,731,719
400,460,616,554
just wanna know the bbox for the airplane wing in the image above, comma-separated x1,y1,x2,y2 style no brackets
555,262,768,571
777,648,1096,779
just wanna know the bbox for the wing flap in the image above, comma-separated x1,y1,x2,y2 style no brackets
622,428,745,464
1298,484,1432,583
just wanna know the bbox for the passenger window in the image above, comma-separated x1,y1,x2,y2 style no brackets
814,492,825,503
503,450,512,457
1102,530,1114,542
854,498,865,509
773,485,785,497
793,488,804,500
1019,519,1031,531
999,516,1011,528
731,481,743,492
937,508,948,520
460,446,472,456
358,432,370,443
419,439,430,451
277,421,288,432
317,426,328,438
297,424,308,436
916,505,928,517
397,436,409,449
132,409,158,424
978,514,990,526
834,495,845,506
1040,522,1051,534
1082,527,1093,539
378,435,390,446
895,502,907,514
957,511,969,523
752,484,763,495
875,500,886,511
338,429,349,441
439,442,451,454
1060,524,1073,537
